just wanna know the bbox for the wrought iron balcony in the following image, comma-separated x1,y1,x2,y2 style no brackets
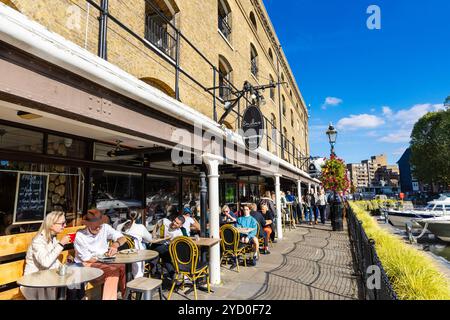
218,15,232,40
144,16,177,60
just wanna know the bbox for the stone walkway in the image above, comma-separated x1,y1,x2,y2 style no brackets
170,222,360,300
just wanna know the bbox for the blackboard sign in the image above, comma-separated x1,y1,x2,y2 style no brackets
13,173,49,224
242,105,265,150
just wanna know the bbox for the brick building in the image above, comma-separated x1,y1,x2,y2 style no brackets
0,0,319,289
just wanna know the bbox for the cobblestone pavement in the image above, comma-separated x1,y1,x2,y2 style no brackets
169,222,360,300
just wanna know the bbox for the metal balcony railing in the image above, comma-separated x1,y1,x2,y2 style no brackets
251,59,258,77
144,16,177,60
218,15,232,40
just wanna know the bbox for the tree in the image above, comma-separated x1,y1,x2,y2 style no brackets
410,109,450,187
320,155,350,193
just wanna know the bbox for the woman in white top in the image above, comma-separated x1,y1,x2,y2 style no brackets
21,211,71,300
116,209,152,278
316,188,328,224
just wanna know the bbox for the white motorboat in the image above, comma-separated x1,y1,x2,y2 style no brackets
383,193,450,228
414,216,450,242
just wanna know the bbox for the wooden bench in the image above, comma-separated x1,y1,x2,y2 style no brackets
0,226,85,300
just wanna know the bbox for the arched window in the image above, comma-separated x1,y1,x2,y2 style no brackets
281,73,285,83
290,90,293,99
218,0,232,41
269,74,275,100
282,95,286,117
218,55,233,101
268,48,274,62
290,109,294,127
283,127,288,150
1,0,19,11
140,77,176,98
249,11,257,30
250,43,258,77
145,0,179,60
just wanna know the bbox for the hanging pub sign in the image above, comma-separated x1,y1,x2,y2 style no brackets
241,105,264,150
13,172,49,224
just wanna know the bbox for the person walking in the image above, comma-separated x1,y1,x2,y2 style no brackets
317,188,328,224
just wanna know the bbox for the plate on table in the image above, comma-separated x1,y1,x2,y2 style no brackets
119,248,138,255
96,255,116,262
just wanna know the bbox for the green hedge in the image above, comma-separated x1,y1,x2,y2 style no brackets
350,201,450,300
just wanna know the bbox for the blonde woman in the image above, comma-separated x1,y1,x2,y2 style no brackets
21,211,71,300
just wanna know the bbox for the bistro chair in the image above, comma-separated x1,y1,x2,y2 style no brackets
256,223,265,250
219,224,248,272
167,236,210,300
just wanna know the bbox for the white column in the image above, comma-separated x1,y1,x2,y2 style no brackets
297,180,302,201
274,174,283,240
203,154,222,286
307,182,311,194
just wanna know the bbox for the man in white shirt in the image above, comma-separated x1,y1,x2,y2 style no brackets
181,207,200,237
74,209,127,300
150,215,185,279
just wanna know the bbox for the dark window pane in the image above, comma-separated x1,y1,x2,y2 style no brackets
0,124,43,153
47,134,86,159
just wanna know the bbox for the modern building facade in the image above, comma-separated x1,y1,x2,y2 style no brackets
0,0,319,291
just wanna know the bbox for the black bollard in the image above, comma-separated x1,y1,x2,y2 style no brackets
200,172,207,237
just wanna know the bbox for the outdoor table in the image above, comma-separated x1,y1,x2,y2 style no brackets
17,266,103,300
103,249,159,282
236,227,255,235
185,237,221,294
148,236,171,244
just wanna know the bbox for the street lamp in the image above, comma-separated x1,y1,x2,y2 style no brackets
326,123,338,156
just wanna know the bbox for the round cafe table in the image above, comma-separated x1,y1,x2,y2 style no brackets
17,266,103,300
101,249,159,281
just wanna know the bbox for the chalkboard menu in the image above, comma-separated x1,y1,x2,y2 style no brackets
13,173,49,224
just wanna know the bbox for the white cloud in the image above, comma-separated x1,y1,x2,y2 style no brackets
321,97,343,110
382,106,393,117
391,103,444,126
378,130,411,143
377,103,445,144
366,131,379,137
337,114,385,130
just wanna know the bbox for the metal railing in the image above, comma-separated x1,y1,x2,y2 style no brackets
218,15,232,40
347,205,397,300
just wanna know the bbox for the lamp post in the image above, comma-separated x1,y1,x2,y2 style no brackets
326,123,338,157
325,123,343,231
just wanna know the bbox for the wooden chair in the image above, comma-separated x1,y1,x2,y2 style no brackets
125,277,163,300
219,224,248,272
0,226,85,300
167,237,210,300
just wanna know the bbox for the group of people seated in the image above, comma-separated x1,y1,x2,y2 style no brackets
220,195,276,268
20,205,203,300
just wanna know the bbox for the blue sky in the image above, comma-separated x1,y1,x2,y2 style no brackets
263,0,450,164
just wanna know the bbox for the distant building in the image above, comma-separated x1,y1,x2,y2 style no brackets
397,148,420,194
348,154,399,194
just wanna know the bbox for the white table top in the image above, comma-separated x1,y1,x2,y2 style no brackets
17,266,103,288
101,249,159,264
